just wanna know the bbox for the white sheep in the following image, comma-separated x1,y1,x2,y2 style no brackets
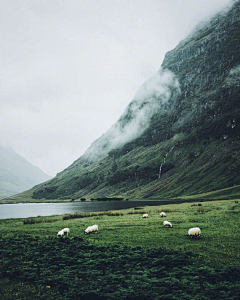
57,230,64,237
188,227,201,238
62,228,70,236
160,212,166,217
84,224,98,234
163,221,173,228
57,228,70,237
142,213,148,218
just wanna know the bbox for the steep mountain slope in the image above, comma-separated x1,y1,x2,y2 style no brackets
11,1,240,201
0,145,51,199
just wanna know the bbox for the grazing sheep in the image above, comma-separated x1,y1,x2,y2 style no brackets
188,227,201,238
160,212,166,217
142,213,148,218
163,221,173,228
57,228,70,237
62,228,70,236
57,230,64,237
84,224,98,234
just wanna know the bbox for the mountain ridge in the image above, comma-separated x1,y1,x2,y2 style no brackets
0,145,51,199
6,0,240,201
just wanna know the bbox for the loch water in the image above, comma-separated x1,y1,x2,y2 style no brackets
0,200,186,219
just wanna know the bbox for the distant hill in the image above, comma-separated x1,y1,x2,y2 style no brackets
10,0,240,201
0,145,51,199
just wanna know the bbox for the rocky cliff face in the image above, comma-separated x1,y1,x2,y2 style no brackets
135,1,240,149
12,0,240,201
161,2,240,137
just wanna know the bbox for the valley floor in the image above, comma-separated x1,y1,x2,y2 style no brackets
0,199,239,299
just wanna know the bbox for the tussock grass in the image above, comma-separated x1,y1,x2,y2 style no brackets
63,211,124,220
127,210,147,215
23,219,55,225
156,208,177,212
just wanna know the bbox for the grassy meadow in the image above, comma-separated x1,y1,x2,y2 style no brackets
0,199,240,299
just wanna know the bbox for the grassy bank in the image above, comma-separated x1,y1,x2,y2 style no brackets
0,199,239,299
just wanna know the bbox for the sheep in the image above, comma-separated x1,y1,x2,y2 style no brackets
163,221,173,228
142,213,148,218
57,230,64,237
62,228,70,236
57,228,70,237
188,227,201,238
160,212,166,217
84,224,98,234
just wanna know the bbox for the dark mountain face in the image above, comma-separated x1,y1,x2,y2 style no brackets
161,3,240,141
0,145,51,199
16,1,240,201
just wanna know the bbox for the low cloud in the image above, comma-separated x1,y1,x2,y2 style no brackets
229,65,240,76
84,68,180,161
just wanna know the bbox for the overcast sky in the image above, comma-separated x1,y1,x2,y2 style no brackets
0,0,234,176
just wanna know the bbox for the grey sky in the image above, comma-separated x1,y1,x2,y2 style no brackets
0,0,233,176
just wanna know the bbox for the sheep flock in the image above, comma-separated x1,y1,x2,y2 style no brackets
57,210,201,239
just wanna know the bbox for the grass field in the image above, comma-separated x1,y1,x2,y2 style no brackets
0,199,240,299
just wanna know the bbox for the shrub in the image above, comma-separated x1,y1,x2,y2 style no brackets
23,219,54,225
63,211,123,220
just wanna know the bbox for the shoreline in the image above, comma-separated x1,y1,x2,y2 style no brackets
0,198,236,220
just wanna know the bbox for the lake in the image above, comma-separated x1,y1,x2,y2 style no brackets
0,200,186,220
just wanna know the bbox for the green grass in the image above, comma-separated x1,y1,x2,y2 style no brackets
177,185,240,200
0,199,240,299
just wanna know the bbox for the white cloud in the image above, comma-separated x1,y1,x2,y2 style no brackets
230,65,240,76
85,68,180,160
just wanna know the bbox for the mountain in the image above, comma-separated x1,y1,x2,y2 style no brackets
10,1,240,201
0,145,51,199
